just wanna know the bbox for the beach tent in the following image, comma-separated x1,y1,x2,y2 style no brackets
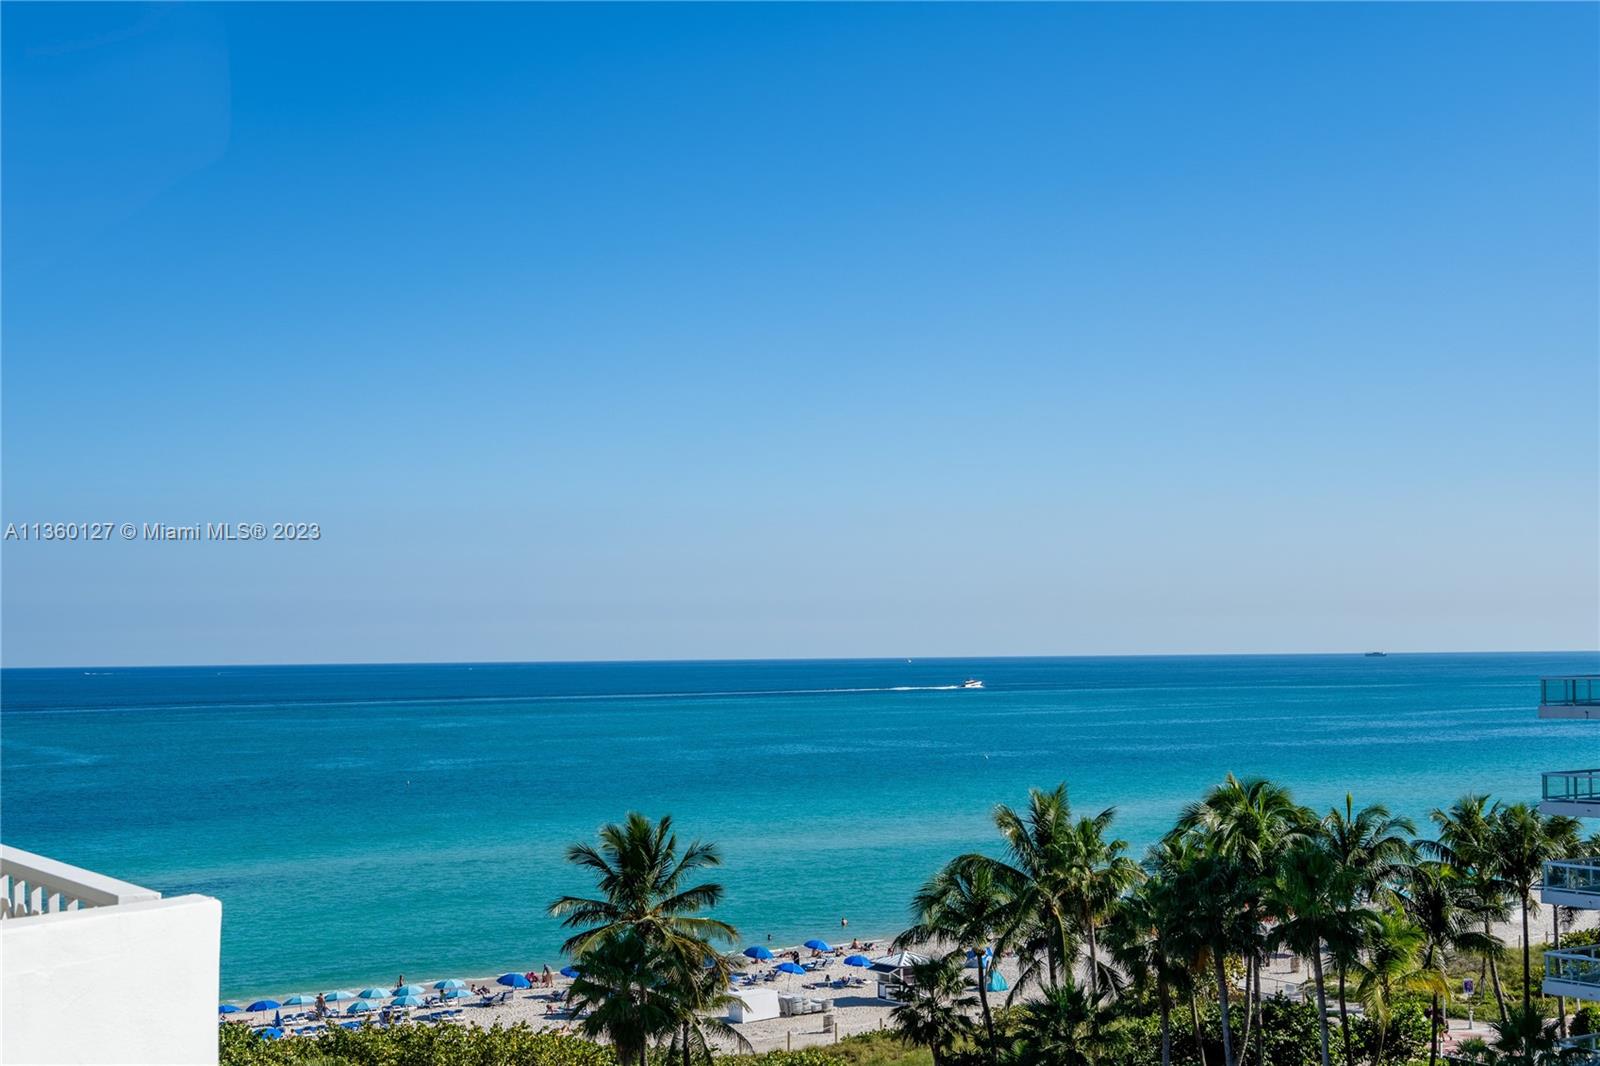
726,987,781,1023
871,952,929,1002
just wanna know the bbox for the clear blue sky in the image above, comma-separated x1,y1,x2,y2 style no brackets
3,3,1596,667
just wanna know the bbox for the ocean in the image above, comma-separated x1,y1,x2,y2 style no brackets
3,652,1596,998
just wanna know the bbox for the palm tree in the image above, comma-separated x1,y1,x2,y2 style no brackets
1453,1003,1587,1065
1428,794,1513,1024
955,784,1075,986
1323,795,1417,1066
661,957,753,1066
1061,808,1140,1000
565,932,678,1066
1402,861,1494,1066
897,857,1016,1055
1491,804,1580,1010
1174,847,1255,1066
1009,982,1128,1066
1352,909,1448,1066
1145,834,1214,1066
549,812,738,961
1265,838,1359,1066
1176,774,1315,1062
887,955,978,1066
1107,866,1189,1066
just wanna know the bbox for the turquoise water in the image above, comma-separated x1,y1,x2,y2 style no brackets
3,653,1597,998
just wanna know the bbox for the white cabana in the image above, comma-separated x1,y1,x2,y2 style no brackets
871,951,929,1002
726,987,780,1023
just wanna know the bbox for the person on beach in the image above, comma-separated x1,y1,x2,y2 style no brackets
543,964,553,987
840,917,848,929
315,993,326,1018
395,974,404,990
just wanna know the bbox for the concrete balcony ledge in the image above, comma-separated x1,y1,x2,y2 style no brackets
1544,858,1600,908
1544,945,1600,1003
0,845,221,1065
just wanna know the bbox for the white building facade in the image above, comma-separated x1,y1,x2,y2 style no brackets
1536,677,1600,1061
0,845,221,1066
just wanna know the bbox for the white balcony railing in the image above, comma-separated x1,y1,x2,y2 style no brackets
0,844,160,919
1560,1033,1600,1065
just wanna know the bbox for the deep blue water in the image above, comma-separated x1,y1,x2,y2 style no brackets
3,653,1597,998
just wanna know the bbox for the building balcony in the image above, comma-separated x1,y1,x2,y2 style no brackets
1542,770,1600,819
1,844,221,1065
1544,945,1600,1002
1560,1034,1600,1066
1544,858,1600,909
1540,676,1600,720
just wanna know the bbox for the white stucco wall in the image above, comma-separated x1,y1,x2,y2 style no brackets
1,894,221,1066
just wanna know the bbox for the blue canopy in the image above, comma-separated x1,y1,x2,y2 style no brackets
441,988,468,999
559,966,581,979
392,984,426,996
357,988,390,999
347,1001,376,1014
392,995,425,1007
743,946,774,960
987,971,1009,992
323,990,358,1001
844,955,873,967
245,1000,280,1012
434,979,466,990
258,1028,283,1040
804,939,832,952
282,994,315,1006
498,972,532,988
777,962,806,974
219,1004,242,1014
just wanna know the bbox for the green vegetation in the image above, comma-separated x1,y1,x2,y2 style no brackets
220,782,1597,1066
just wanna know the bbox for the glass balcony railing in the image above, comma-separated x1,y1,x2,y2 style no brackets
1545,945,1600,990
1543,677,1600,707
1545,858,1600,900
1544,770,1600,805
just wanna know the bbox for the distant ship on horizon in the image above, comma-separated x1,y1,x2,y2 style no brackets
1364,651,1388,657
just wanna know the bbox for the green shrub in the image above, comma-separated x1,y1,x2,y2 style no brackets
220,1021,619,1066
1573,1004,1600,1036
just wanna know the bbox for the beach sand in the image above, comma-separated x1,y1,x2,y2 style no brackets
225,911,1600,1054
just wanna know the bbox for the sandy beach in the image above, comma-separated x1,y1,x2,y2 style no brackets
220,910,1598,1053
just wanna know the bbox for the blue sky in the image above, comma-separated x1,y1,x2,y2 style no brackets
3,3,1596,666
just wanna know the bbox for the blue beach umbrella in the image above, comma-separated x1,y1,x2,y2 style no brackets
347,1001,376,1014
441,988,468,1000
743,946,774,960
392,984,426,997
323,990,357,1001
844,955,872,967
358,988,390,1000
282,994,315,1006
804,939,831,952
987,971,1008,993
246,1000,280,1013
219,1004,242,1014
559,966,581,979
498,972,532,988
258,1027,283,1040
434,979,466,990
777,962,806,975
392,995,425,1007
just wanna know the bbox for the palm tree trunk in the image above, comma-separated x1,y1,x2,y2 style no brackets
1522,893,1532,1012
1085,906,1101,999
1427,991,1439,1066
683,1021,692,1066
1374,1018,1386,1066
1338,961,1353,1066
1159,976,1173,1066
1191,988,1209,1066
1486,935,1508,1025
976,956,996,1055
1215,949,1236,1066
1238,954,1254,1066
1312,946,1331,1066
1556,909,1567,1040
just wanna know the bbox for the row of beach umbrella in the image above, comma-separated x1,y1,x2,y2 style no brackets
222,971,589,1017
